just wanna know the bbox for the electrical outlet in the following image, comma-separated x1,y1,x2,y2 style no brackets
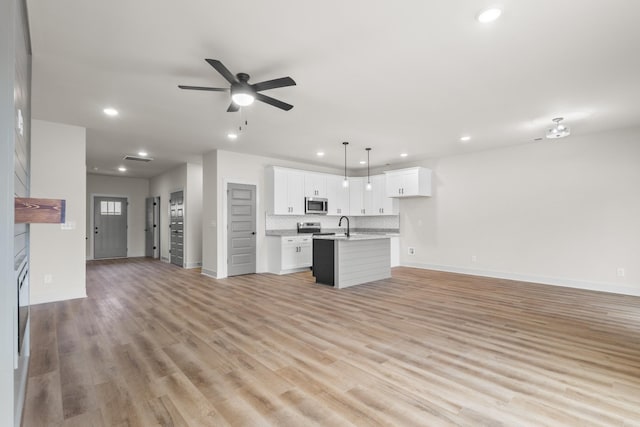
44,274,53,284
408,247,415,255
617,268,625,277
471,255,477,262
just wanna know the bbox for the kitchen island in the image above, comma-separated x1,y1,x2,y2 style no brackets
312,234,391,288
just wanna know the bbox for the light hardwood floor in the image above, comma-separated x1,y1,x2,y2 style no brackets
22,258,640,426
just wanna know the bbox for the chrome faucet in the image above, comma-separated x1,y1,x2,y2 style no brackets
338,216,350,237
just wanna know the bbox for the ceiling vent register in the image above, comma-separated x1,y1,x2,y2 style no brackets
123,155,153,162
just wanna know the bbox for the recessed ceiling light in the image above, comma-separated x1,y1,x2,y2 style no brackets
103,107,119,117
137,151,148,157
316,151,325,157
477,7,502,23
227,133,238,140
460,136,471,142
359,160,366,165
400,153,408,158
118,166,127,172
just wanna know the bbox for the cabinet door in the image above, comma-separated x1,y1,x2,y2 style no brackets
304,172,327,198
271,168,290,215
298,237,312,267
401,169,419,196
363,177,376,216
281,238,299,270
385,172,404,197
349,177,365,216
326,175,349,215
288,170,305,215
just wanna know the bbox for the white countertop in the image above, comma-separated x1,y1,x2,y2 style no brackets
313,234,391,241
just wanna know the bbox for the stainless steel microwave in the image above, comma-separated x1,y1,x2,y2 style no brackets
305,197,328,214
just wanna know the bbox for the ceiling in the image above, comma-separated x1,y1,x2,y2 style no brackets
27,0,640,178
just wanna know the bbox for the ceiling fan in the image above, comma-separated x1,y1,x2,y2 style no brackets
179,59,296,112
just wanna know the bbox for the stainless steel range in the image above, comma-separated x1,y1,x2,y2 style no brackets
297,222,335,236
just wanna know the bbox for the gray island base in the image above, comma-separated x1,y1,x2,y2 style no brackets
312,235,391,288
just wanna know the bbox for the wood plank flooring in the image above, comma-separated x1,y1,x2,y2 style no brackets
23,258,640,426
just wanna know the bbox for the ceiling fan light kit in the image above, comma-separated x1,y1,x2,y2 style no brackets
546,117,571,139
179,59,296,112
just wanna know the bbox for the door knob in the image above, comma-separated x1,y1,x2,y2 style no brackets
251,232,256,235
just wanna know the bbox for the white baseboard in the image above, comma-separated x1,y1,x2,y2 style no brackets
201,268,218,279
161,256,170,263
30,288,88,305
402,262,640,297
185,261,202,269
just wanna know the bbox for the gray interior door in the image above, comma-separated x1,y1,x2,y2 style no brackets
169,190,184,267
227,183,256,276
94,196,128,259
145,196,160,258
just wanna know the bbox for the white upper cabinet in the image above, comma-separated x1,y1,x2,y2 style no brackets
266,166,305,215
349,175,398,216
304,172,327,198
367,174,398,215
385,167,432,198
326,174,350,215
349,177,366,215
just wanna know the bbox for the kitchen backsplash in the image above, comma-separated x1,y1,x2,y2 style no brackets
266,214,399,231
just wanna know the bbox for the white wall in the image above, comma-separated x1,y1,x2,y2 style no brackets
185,163,203,268
204,149,343,278
401,127,640,296
202,151,217,276
30,120,87,304
86,174,150,259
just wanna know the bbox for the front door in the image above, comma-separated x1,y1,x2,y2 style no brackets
169,190,184,267
227,183,256,276
94,196,127,259
145,196,160,258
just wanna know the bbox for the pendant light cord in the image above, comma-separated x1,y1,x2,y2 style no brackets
343,142,348,180
366,148,371,183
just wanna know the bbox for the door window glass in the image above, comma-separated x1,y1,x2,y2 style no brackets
101,201,122,215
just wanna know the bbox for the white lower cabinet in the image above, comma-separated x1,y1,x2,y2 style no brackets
266,236,312,274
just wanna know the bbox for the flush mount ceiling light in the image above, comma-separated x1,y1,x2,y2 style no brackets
316,151,325,157
227,133,238,140
365,148,372,191
342,142,349,188
546,117,571,139
400,153,408,158
137,151,148,157
118,166,127,172
477,7,502,23
103,107,119,117
460,135,471,142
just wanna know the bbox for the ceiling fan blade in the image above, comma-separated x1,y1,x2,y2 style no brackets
205,59,237,84
227,103,240,112
255,93,294,111
251,77,296,92
178,85,228,92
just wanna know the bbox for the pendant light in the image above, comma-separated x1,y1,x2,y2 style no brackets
546,117,571,139
365,148,372,191
342,142,349,188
